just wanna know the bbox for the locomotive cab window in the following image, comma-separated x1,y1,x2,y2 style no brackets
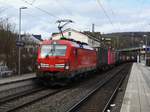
40,45,52,58
53,45,67,56
40,44,67,57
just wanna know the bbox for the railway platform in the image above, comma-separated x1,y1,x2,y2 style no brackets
120,63,150,112
0,73,36,85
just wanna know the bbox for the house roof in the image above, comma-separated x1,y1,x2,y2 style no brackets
32,35,43,41
51,28,102,43
52,28,83,37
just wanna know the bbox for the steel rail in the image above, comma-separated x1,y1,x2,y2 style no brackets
102,65,132,112
5,88,66,112
66,64,128,112
0,87,45,105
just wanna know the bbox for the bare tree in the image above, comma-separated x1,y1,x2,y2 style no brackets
0,18,17,72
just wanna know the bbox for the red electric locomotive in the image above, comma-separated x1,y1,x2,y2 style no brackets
36,39,97,84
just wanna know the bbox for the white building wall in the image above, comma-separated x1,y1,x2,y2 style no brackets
52,31,88,43
52,30,100,47
22,35,41,44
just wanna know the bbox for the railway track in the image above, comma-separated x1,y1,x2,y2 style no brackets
66,63,132,112
0,87,45,104
0,87,66,112
0,77,68,112
0,63,132,112
102,65,132,112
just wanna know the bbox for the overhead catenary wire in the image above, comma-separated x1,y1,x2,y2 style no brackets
54,0,73,16
0,7,8,14
31,0,37,5
136,0,146,18
105,0,121,32
22,0,99,33
22,0,59,19
96,0,114,28
22,11,53,23
103,0,115,18
125,0,147,32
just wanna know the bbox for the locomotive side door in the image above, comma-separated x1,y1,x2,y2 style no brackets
72,48,78,70
74,48,78,66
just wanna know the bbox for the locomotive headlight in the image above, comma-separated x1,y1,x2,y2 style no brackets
38,65,41,69
65,65,69,69
65,62,70,70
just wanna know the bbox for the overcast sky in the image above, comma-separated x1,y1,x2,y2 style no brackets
0,0,150,39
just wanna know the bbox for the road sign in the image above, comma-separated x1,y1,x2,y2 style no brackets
146,47,150,52
16,41,25,47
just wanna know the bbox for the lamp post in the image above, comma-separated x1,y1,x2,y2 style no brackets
143,34,147,65
131,33,134,48
18,6,27,75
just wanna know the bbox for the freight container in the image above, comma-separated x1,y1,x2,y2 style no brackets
108,48,115,65
96,47,108,70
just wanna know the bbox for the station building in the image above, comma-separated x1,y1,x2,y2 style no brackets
21,34,42,53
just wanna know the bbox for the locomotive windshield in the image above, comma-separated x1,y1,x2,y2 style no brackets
40,45,67,57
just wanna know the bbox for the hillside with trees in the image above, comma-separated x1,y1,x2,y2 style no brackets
102,32,150,50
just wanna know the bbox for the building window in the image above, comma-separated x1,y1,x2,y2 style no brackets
68,32,71,36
